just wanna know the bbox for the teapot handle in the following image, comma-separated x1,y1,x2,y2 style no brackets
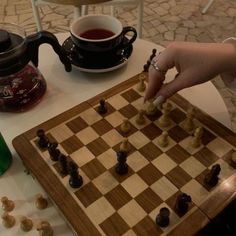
26,31,72,72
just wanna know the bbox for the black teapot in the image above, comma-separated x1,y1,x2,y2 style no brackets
0,23,71,112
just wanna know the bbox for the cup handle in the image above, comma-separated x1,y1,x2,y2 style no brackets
122,26,137,46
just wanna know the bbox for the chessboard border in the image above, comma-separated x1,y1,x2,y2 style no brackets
13,72,236,235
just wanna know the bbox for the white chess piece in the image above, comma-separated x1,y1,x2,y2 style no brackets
120,138,130,153
1,212,15,228
120,119,131,133
1,196,14,212
146,100,158,115
157,131,169,147
191,127,203,148
158,102,172,127
37,221,53,236
135,109,146,125
20,216,33,232
137,74,146,92
35,194,48,210
182,107,195,133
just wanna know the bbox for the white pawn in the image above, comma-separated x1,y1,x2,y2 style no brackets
37,221,53,236
135,109,146,125
1,196,15,212
146,100,157,116
120,119,131,134
191,127,203,148
137,74,146,92
157,131,169,147
182,107,195,133
158,102,172,127
35,194,48,210
1,212,15,228
20,216,33,232
120,138,130,153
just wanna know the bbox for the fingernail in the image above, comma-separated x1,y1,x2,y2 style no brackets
153,95,165,106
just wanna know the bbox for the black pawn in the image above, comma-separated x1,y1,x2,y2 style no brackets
115,150,128,175
48,142,61,161
37,129,49,149
68,161,83,188
175,193,191,216
97,99,107,114
204,164,221,187
59,154,68,175
143,64,149,72
156,207,170,227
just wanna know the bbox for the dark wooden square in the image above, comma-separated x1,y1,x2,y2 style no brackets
66,116,88,133
170,108,186,124
145,109,162,121
202,128,216,145
194,147,219,167
74,182,102,207
60,135,84,154
166,144,190,164
121,89,141,103
119,104,138,119
87,137,110,156
168,126,189,142
140,123,162,140
92,119,113,136
139,142,162,161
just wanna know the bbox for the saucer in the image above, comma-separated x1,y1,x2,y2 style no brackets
62,37,133,73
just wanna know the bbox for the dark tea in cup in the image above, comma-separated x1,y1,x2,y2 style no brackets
80,28,115,40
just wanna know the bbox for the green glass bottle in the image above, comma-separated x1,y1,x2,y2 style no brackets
0,133,12,176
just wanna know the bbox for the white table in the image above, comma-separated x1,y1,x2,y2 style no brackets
0,33,231,236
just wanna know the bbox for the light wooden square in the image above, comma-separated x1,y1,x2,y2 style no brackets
129,131,150,149
76,127,99,145
49,124,74,143
80,108,101,125
127,151,149,172
105,111,125,127
179,136,203,155
97,148,117,169
131,96,145,111
107,94,129,110
207,137,232,157
122,229,137,236
101,129,124,147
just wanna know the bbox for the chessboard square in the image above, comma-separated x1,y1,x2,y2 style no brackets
139,142,162,161
99,212,130,236
94,102,116,117
109,165,135,183
128,131,150,149
151,176,178,201
105,185,132,210
118,199,146,227
49,124,74,143
93,171,119,194
135,188,163,213
137,163,162,186
170,107,186,124
194,147,219,167
87,137,110,156
140,123,162,140
152,153,177,175
74,182,102,207
127,151,149,172
85,197,115,225
81,158,106,180
60,135,84,154
133,215,163,236
181,179,209,206
207,138,232,157
201,128,216,145
97,148,117,169
166,144,190,164
121,88,142,103
168,126,189,143
131,96,146,111
70,146,95,166
122,230,137,236
121,174,148,198
105,111,125,127
179,136,203,155
165,166,192,189
80,107,102,125
66,116,88,133
91,119,113,136
119,104,138,119
153,135,176,152
180,156,206,178
107,94,129,110
102,129,124,147
76,127,99,145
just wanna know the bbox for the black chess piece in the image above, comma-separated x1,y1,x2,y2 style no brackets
204,164,221,187
37,129,49,149
143,64,149,72
175,193,192,216
68,161,83,188
115,150,128,175
156,207,170,227
150,48,157,60
48,142,61,161
97,98,107,115
59,154,68,175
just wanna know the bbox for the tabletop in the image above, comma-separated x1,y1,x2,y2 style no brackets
0,33,232,236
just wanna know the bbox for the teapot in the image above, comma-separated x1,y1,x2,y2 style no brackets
0,23,71,112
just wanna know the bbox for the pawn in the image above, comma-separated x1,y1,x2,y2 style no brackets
146,100,158,116
191,127,203,148
135,109,146,125
157,131,169,147
37,221,53,236
204,164,221,187
175,193,191,215
137,74,146,92
48,142,61,161
1,196,15,212
115,150,128,175
182,107,195,133
158,102,173,127
59,154,68,175
97,98,107,115
35,194,48,210
120,119,131,134
156,207,170,227
120,138,130,153
37,129,49,149
20,216,33,232
1,212,15,228
68,161,83,189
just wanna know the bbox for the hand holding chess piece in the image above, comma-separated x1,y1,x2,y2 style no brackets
1,196,15,212
37,221,53,236
191,127,203,148
204,164,221,187
156,207,170,227
20,216,33,232
1,212,15,228
35,194,48,210
175,193,191,216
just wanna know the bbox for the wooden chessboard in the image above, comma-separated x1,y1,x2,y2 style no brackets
13,72,236,236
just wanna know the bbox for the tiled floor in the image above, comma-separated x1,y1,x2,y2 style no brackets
1,0,236,130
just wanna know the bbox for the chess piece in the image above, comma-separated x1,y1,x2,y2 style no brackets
137,74,146,92
120,119,131,134
97,98,107,114
191,127,203,148
156,207,170,227
157,131,169,147
135,109,146,125
35,194,48,209
146,100,158,116
158,102,172,127
48,142,61,161
182,107,195,133
115,150,128,175
59,154,68,175
120,138,130,153
143,63,149,72
68,161,83,188
1,196,14,212
37,221,53,236
20,216,33,232
175,193,192,215
37,129,49,149
204,164,221,187
149,48,157,61
231,152,236,169
1,212,15,228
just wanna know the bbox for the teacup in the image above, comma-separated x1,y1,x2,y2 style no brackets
70,14,137,53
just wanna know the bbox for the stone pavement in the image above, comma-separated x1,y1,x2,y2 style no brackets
1,0,236,130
